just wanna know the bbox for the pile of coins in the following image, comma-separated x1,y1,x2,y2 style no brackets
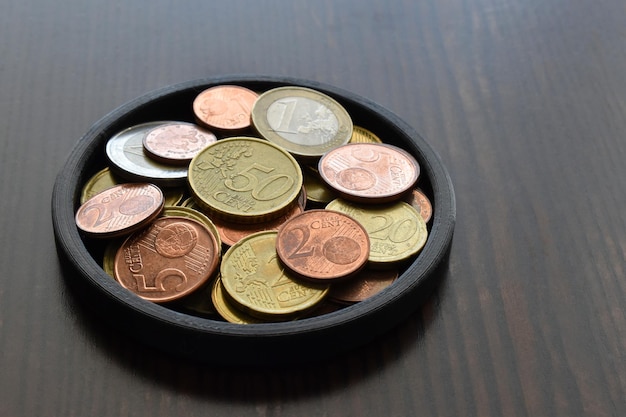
74,84,433,324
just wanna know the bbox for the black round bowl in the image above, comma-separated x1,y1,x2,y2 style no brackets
52,75,455,367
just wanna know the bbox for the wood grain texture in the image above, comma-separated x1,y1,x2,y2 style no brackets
1,0,625,416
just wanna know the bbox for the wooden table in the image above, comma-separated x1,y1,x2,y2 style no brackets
1,1,625,416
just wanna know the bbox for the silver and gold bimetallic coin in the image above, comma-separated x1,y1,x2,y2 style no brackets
188,136,303,224
220,231,329,320
105,121,188,187
251,86,353,160
326,198,428,267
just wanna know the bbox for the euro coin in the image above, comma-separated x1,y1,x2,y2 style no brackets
349,125,383,144
403,188,433,223
251,86,353,159
114,216,220,303
75,183,164,239
329,267,398,304
275,209,370,282
105,121,189,187
318,143,420,204
188,136,303,224
211,201,303,247
192,85,258,131
161,206,222,251
326,199,428,266
220,231,329,319
142,121,217,165
211,276,262,324
80,167,120,204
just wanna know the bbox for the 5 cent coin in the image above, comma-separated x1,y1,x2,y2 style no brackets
318,143,420,203
114,216,220,303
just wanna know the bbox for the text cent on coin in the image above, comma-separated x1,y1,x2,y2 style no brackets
114,216,220,303
75,183,164,238
275,209,370,281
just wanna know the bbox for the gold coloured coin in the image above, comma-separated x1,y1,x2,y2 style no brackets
170,277,219,318
188,137,303,224
102,238,124,278
163,188,186,207
80,167,120,204
211,276,262,324
349,125,383,144
303,167,337,206
220,231,329,319
326,199,428,266
251,86,353,159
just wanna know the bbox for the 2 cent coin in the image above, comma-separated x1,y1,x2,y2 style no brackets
75,183,164,238
275,209,370,282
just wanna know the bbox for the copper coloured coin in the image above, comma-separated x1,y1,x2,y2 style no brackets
142,122,217,165
275,209,369,282
192,85,259,131
318,143,420,203
114,216,220,303
75,183,164,238
329,267,398,304
213,201,304,247
404,188,432,223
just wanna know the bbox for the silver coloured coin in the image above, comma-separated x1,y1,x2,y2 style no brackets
105,121,189,187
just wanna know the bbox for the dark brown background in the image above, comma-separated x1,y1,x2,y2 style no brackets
1,1,625,416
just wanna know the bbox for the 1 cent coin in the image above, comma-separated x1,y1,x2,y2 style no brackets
318,143,420,203
142,121,217,165
192,85,258,131
114,216,220,303
75,183,164,238
275,209,370,282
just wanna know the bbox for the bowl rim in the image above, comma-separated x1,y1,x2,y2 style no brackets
52,74,456,365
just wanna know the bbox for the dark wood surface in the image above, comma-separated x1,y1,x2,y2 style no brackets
1,1,625,416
